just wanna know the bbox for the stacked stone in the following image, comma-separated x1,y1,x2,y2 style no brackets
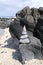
19,26,34,64
19,25,42,64
19,25,30,44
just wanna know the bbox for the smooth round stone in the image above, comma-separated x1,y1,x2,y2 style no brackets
20,38,30,44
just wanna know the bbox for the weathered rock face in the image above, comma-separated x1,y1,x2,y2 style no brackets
33,18,43,53
9,19,23,40
38,7,43,20
9,19,33,40
19,26,41,64
9,6,43,42
0,19,13,29
24,15,35,31
33,18,43,42
16,6,35,32
38,7,43,14
16,6,31,18
31,8,40,23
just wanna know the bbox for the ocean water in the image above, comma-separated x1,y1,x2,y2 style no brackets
0,29,4,36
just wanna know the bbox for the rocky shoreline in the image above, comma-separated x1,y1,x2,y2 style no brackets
0,6,43,65
9,6,43,40
9,6,43,64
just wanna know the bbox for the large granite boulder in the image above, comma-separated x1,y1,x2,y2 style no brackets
23,15,35,32
0,19,13,29
38,7,43,20
16,6,35,32
9,6,43,45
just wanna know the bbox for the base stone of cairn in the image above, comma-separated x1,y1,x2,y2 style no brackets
19,25,42,64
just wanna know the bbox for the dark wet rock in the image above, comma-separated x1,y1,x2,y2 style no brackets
9,19,23,40
9,18,33,40
0,19,13,29
38,7,43,14
33,18,43,44
33,18,43,54
38,7,43,20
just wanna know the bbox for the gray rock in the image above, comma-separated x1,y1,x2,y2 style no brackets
33,17,43,43
23,15,35,32
0,19,12,29
9,19,23,40
16,6,36,32
38,7,43,18
19,44,34,64
19,36,41,64
9,6,43,41
33,17,43,54
9,18,34,40
29,36,41,52
16,6,31,19
31,8,40,24
38,7,43,13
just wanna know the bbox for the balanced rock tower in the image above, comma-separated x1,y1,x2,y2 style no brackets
19,25,34,64
19,25,42,64
19,25,30,44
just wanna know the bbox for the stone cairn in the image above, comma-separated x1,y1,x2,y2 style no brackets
19,25,42,64
19,25,34,64
19,25,30,44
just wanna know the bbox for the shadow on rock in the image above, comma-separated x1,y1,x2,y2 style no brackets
3,37,43,64
4,37,22,63
4,37,19,49
12,49,22,63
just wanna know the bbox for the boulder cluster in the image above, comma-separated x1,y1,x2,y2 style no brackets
9,6,43,40
9,6,43,63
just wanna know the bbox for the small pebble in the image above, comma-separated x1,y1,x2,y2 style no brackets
1,51,4,53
